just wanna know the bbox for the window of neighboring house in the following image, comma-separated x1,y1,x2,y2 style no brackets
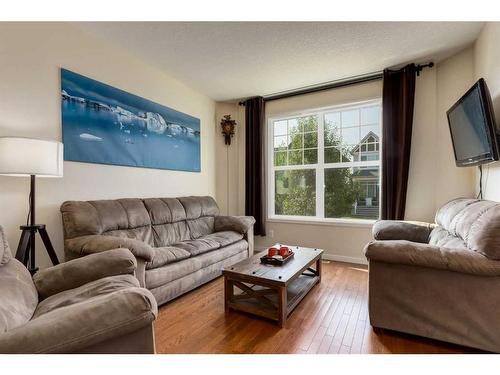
268,99,381,222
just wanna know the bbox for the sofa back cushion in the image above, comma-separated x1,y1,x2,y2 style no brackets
179,196,219,239
61,198,153,245
143,198,190,247
61,196,220,247
433,198,500,259
0,228,38,333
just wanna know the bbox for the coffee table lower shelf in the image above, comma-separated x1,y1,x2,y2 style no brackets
224,273,320,327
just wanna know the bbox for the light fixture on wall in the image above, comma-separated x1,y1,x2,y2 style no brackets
0,137,63,274
221,115,236,145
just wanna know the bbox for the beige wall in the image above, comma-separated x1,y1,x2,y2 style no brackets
216,49,477,264
0,23,216,268
474,23,500,201
434,47,476,207
215,102,245,216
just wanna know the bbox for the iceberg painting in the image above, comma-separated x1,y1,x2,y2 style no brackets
61,68,201,172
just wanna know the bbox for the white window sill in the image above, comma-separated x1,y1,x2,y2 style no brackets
267,215,376,228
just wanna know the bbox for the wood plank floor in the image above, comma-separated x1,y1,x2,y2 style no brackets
154,261,478,354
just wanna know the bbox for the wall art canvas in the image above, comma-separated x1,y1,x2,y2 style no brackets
61,68,201,172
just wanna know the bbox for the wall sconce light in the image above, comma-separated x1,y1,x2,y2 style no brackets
221,115,236,145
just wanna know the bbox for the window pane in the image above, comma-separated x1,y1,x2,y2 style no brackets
342,147,354,162
304,148,318,164
325,112,340,129
324,166,379,219
275,169,316,216
352,166,380,219
274,120,288,136
304,132,318,148
325,147,341,163
325,167,357,219
300,116,318,132
360,106,380,125
360,124,380,139
341,126,360,145
341,110,359,127
288,132,303,150
274,135,287,151
324,125,340,147
288,149,302,165
274,151,287,166
288,118,303,133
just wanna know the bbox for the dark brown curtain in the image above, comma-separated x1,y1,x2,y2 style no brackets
381,64,417,220
245,96,266,235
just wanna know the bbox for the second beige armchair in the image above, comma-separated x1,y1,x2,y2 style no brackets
0,226,157,354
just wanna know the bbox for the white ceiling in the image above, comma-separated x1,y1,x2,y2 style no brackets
74,22,484,101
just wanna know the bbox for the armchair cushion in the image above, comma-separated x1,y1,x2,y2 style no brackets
33,249,137,300
364,240,500,277
0,274,157,353
214,216,256,234
372,220,434,243
0,259,38,333
0,226,11,266
65,234,154,262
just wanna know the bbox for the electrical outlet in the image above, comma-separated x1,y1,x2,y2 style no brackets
269,229,274,238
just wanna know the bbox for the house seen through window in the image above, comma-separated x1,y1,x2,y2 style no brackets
270,100,381,220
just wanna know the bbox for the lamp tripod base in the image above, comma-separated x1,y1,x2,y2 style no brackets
15,224,60,275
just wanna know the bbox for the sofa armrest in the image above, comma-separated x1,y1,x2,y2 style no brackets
65,235,154,262
0,286,157,353
372,220,434,243
214,215,256,234
33,249,137,300
364,240,500,276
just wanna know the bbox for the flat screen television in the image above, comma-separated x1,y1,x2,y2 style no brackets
447,78,499,167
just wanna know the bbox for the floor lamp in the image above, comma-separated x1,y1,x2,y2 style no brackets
0,137,63,274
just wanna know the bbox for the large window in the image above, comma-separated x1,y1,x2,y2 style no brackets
269,100,381,221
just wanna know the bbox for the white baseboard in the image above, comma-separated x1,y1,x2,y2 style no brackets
255,245,368,265
321,253,368,265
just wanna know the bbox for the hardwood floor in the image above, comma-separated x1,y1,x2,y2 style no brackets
154,261,477,354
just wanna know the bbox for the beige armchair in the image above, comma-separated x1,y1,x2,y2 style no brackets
0,226,157,354
364,198,500,353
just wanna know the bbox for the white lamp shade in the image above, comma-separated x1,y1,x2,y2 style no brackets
0,137,63,177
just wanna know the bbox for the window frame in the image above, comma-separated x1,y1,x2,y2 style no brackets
267,98,382,226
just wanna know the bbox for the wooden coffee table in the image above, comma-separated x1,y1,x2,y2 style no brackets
222,245,323,327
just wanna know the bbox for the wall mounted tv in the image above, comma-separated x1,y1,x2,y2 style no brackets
447,78,500,167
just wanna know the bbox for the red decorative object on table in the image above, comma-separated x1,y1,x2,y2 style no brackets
261,245,295,266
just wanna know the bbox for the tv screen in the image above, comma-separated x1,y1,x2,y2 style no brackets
447,78,499,167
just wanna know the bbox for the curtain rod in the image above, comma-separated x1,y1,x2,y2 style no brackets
238,62,434,105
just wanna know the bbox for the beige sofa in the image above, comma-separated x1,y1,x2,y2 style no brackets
0,226,157,354
364,198,500,353
61,196,255,306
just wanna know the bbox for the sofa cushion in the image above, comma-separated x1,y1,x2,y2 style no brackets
146,246,191,270
428,226,467,249
143,198,187,224
174,237,220,256
187,217,215,239
61,199,152,240
152,221,190,247
0,258,38,333
435,198,500,260
203,231,244,248
145,239,248,289
178,196,219,220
